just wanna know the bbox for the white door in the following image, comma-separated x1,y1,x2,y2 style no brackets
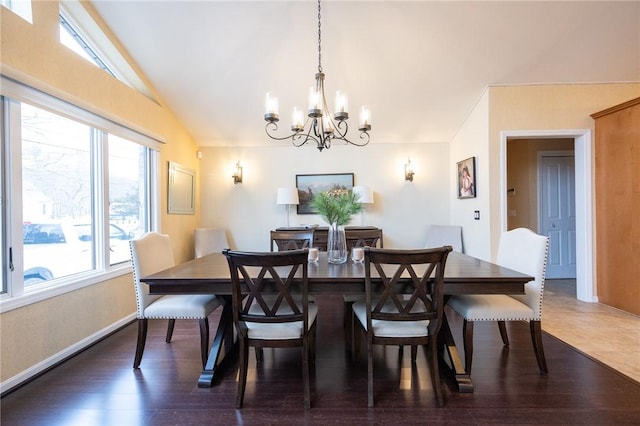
539,155,576,279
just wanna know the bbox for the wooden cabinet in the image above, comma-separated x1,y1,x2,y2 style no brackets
591,97,640,315
275,226,382,251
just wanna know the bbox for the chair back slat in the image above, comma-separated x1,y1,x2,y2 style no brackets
224,249,309,326
345,228,383,249
270,230,315,251
364,246,451,334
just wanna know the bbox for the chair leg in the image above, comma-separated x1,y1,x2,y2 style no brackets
236,336,250,408
427,340,444,407
462,319,474,375
344,300,354,352
255,347,264,362
411,345,417,362
303,335,311,409
530,320,548,374
199,318,210,368
497,320,509,347
133,319,148,369
165,319,175,343
367,337,374,408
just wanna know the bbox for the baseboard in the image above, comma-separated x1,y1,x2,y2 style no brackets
0,313,136,395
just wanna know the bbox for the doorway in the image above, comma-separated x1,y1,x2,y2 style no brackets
501,130,594,303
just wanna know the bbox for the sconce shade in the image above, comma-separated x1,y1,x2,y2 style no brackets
232,161,243,184
276,187,300,205
352,186,374,204
405,159,415,182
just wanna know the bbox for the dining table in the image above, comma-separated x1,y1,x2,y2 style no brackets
141,250,533,393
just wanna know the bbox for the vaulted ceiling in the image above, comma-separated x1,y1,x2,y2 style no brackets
90,1,640,147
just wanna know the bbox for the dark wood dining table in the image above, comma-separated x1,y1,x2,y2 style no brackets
141,251,533,392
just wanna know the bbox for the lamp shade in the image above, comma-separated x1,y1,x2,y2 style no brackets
352,186,374,204
276,187,299,205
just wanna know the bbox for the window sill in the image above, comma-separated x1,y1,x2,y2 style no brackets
0,263,132,314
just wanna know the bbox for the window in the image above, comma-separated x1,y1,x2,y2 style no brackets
1,0,33,23
1,78,159,308
59,14,116,77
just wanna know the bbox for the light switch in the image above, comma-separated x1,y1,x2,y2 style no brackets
474,210,480,220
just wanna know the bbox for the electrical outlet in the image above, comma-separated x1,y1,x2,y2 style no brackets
474,210,480,220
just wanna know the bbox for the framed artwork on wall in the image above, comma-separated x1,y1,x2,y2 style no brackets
296,173,354,214
457,157,476,199
168,161,196,214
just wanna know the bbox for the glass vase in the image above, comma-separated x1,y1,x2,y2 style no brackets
327,223,348,264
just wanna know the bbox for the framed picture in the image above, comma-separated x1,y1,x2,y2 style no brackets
168,161,196,214
296,173,354,214
457,157,476,199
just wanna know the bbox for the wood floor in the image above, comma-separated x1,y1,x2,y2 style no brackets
2,294,640,425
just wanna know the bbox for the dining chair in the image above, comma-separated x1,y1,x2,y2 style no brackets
343,228,384,350
345,228,384,250
425,224,463,253
270,229,315,251
223,248,317,409
129,232,222,368
194,227,229,258
352,246,452,407
447,227,550,375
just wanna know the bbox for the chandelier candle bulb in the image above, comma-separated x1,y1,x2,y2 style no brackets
309,86,322,117
334,90,349,120
291,107,305,132
359,106,371,131
264,93,279,122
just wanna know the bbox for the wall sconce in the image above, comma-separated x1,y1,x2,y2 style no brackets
232,161,243,184
404,158,415,182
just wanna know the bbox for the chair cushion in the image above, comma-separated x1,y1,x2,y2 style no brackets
447,294,536,321
143,294,221,319
352,300,430,337
245,302,318,340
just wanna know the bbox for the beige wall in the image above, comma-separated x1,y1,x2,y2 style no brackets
1,2,200,385
199,142,452,251
486,84,640,258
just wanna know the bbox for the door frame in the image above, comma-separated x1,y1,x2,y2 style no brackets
500,130,595,302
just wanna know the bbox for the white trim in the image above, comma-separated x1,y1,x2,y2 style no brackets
0,264,132,313
500,130,595,303
0,313,136,395
0,72,165,147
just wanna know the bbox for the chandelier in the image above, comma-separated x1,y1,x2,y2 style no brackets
263,0,371,152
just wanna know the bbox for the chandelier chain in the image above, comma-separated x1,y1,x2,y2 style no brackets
317,0,322,72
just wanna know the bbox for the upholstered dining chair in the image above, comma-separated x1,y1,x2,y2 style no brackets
270,229,315,252
129,232,222,368
194,227,229,258
352,246,452,407
223,248,317,409
425,224,463,253
447,227,550,375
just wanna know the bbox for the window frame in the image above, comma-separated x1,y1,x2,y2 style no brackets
0,78,161,313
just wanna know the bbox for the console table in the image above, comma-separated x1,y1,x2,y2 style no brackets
275,226,382,251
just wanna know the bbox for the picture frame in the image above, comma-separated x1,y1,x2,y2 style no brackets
168,161,196,214
296,173,354,214
457,157,476,199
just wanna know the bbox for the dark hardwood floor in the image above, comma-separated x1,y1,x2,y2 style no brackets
3,295,640,425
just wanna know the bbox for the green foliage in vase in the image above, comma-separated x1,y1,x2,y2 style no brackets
312,189,363,226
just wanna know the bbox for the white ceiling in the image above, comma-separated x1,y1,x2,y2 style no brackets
90,1,640,147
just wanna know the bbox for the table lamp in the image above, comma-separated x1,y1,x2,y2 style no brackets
352,186,374,225
276,187,299,227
